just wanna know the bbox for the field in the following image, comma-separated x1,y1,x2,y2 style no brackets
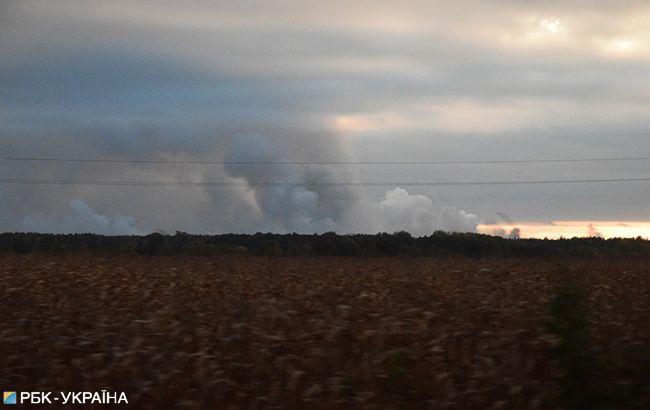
1,254,648,409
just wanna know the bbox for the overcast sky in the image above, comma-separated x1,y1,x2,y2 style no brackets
1,0,649,237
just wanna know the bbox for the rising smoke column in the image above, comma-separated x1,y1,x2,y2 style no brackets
222,133,360,233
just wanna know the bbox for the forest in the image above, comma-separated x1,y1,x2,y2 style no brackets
2,231,649,258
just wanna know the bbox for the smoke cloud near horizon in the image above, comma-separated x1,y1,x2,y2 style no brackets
347,188,478,236
0,129,479,236
22,199,141,235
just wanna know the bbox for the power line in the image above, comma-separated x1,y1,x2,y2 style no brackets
1,155,650,166
1,177,649,187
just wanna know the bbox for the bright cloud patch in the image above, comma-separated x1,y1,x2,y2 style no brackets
349,188,478,236
539,18,560,34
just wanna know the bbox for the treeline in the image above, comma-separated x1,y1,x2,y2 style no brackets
1,231,649,258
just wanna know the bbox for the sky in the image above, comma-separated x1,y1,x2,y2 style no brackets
1,0,649,237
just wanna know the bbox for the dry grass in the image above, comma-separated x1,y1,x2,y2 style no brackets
1,255,648,409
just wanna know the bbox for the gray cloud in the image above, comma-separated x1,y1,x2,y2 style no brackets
0,127,478,235
22,199,140,235
344,187,478,236
1,1,649,234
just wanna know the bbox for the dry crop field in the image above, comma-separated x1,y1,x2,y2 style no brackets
1,254,648,409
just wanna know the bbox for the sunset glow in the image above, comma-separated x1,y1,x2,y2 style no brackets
478,221,650,239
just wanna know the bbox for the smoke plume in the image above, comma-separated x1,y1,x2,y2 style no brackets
0,129,479,236
21,199,141,235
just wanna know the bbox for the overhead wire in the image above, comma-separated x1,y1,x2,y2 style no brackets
1,177,649,187
1,155,649,166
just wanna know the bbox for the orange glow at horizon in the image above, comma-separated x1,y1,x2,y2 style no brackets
477,221,650,239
